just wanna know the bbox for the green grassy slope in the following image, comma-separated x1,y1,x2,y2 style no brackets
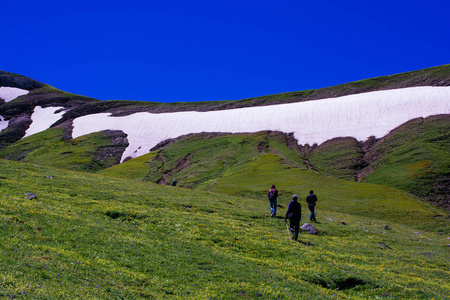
198,153,448,233
362,115,450,209
100,133,448,233
100,131,307,187
0,159,449,299
0,127,126,172
307,137,366,181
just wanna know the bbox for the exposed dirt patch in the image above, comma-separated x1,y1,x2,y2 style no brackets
157,153,194,185
257,141,266,153
0,114,32,149
356,136,379,181
94,130,129,166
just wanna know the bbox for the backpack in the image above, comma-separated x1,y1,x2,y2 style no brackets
268,189,276,200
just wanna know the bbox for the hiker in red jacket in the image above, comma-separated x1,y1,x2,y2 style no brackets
267,185,278,217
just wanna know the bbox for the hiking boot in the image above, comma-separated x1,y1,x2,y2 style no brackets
290,228,295,239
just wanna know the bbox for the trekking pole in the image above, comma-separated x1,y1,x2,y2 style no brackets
285,222,291,239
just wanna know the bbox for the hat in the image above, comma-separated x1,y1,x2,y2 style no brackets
292,195,298,200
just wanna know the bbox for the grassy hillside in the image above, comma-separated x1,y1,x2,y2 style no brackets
0,127,127,172
1,65,448,213
0,159,449,299
3,114,449,213
361,115,450,210
101,131,306,187
100,133,448,233
307,137,366,181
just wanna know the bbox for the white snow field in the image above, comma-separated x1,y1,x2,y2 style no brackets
0,116,8,132
24,106,65,137
0,86,29,102
0,87,29,133
72,86,450,162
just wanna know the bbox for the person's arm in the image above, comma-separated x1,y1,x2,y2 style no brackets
285,202,291,221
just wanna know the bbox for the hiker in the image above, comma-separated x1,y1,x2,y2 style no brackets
306,190,318,222
285,195,301,240
267,184,278,217
171,179,177,186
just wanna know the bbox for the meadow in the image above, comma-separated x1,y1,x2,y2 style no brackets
1,159,449,299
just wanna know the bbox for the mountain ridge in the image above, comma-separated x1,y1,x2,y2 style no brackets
0,65,449,211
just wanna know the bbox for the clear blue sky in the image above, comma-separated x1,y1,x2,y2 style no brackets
2,0,449,102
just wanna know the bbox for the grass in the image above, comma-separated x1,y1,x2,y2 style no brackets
0,161,450,299
308,137,365,181
101,132,448,233
1,159,449,299
362,115,450,204
0,127,122,172
101,131,306,187
1,65,449,298
197,153,449,233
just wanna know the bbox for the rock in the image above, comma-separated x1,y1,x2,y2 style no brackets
301,223,317,235
25,193,37,200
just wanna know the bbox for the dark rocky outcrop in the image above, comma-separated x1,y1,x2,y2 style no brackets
0,71,45,90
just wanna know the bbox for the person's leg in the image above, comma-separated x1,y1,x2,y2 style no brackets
273,199,277,217
311,205,316,222
293,219,300,240
289,218,295,239
309,205,316,222
270,200,275,216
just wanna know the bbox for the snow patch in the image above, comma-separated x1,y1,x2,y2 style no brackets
71,86,450,162
24,106,65,137
0,116,8,132
0,86,29,102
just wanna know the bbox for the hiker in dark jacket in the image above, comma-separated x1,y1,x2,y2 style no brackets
267,185,279,217
285,195,301,240
306,190,318,222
